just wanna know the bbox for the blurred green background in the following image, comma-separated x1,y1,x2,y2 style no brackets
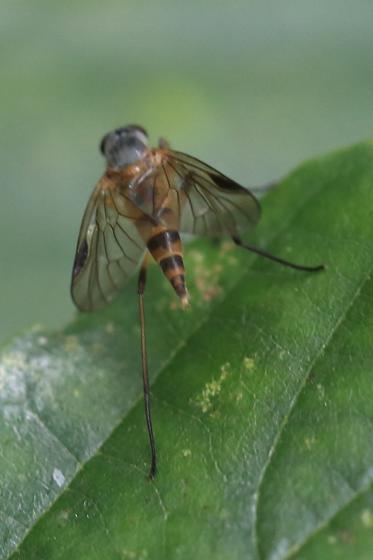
1,0,372,344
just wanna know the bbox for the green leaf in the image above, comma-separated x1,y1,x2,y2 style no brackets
2,141,373,559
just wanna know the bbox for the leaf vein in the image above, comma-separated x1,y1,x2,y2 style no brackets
252,264,373,559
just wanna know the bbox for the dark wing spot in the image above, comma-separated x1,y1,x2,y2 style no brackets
72,239,89,278
211,173,242,192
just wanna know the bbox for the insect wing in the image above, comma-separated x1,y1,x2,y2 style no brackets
71,178,146,311
162,151,261,237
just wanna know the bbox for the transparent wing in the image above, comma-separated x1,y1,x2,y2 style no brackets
160,150,261,237
71,178,146,311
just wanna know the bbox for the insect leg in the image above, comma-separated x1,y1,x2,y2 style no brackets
138,258,157,479
232,236,324,272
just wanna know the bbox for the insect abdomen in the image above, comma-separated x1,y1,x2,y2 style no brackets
147,230,188,304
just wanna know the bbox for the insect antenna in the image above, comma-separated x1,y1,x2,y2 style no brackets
232,236,324,272
138,259,157,479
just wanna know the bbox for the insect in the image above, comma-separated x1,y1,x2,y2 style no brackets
71,124,324,478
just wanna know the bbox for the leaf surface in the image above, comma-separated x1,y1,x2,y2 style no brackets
2,142,373,559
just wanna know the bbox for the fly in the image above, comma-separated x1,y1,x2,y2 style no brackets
71,124,324,478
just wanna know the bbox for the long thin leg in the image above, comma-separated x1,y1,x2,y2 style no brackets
232,236,324,272
138,260,157,479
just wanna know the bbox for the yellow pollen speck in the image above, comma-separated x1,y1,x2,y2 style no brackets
195,362,231,413
304,436,316,450
189,251,224,304
182,449,192,457
243,357,255,370
195,272,222,302
220,362,230,380
361,509,373,528
317,383,326,402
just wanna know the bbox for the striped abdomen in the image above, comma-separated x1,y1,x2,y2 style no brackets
147,229,188,305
